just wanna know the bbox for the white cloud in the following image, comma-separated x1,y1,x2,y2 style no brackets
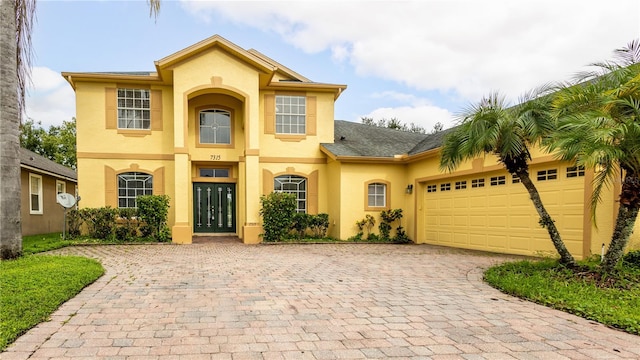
30,66,66,92
25,67,75,128
180,0,640,102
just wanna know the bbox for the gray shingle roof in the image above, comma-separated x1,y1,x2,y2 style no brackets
20,148,77,181
407,127,455,155
322,120,449,158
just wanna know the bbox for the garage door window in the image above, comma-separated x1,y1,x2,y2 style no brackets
455,181,467,190
566,166,585,178
471,178,485,188
490,176,506,186
440,183,451,191
427,185,437,193
537,169,557,181
512,175,521,184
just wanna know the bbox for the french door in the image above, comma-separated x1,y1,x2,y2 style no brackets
193,183,236,233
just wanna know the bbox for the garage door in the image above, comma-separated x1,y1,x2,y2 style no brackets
421,165,585,257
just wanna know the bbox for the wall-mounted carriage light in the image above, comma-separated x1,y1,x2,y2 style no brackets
406,184,414,194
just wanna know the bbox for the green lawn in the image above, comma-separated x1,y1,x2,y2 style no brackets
22,233,73,255
0,236,104,351
484,259,640,335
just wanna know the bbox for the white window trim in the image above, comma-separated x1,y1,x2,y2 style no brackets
29,173,43,215
274,175,307,213
56,180,66,196
367,183,387,208
117,88,151,130
275,95,306,135
117,172,153,208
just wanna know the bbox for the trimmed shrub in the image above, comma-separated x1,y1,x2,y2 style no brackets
66,209,82,238
137,195,171,242
79,207,117,240
309,213,330,238
116,208,139,241
260,192,296,242
291,213,311,239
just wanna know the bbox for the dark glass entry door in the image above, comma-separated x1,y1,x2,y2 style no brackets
193,183,236,233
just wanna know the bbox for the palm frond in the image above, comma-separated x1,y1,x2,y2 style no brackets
613,39,640,67
148,0,161,19
15,0,36,121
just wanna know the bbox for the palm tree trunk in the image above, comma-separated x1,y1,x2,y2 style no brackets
517,171,577,266
602,175,640,271
0,0,23,259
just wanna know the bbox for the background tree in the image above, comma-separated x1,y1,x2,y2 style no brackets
20,118,77,169
550,39,640,271
440,90,576,266
430,121,444,134
0,0,160,260
360,116,426,134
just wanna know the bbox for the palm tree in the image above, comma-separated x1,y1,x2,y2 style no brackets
0,0,160,260
440,90,577,266
0,0,34,259
550,39,640,271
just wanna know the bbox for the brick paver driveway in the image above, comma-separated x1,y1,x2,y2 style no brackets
4,241,639,359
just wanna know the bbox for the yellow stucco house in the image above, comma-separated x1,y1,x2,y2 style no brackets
63,35,638,259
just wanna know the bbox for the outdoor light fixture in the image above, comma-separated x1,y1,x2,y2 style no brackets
406,184,414,194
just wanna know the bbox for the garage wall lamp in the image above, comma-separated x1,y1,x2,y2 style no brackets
406,184,414,194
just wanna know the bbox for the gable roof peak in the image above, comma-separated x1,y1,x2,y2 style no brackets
154,34,275,73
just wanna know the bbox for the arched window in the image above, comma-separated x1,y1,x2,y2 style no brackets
274,175,307,213
199,109,231,144
118,172,153,208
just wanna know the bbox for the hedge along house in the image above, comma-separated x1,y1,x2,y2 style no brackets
63,34,639,259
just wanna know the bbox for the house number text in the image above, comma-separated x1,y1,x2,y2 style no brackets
210,154,221,161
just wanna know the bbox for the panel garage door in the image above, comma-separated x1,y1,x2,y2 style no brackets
422,166,585,257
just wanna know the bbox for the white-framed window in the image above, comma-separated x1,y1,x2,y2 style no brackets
29,174,43,215
274,175,307,213
367,183,387,208
56,180,66,195
199,109,231,144
118,172,153,208
117,88,150,129
275,95,306,134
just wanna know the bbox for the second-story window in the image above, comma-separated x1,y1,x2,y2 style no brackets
275,95,306,134
117,89,150,129
200,109,231,144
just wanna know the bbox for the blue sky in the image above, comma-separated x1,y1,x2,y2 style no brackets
27,0,640,130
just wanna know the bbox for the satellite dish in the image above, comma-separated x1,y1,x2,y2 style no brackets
56,193,76,209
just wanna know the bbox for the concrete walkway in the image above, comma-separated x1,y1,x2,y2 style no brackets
3,242,639,359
